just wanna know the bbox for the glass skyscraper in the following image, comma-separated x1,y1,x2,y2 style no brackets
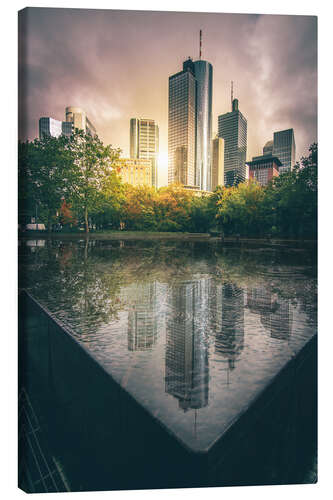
211,135,224,190
168,59,197,187
272,128,296,174
130,118,159,188
218,99,247,187
168,57,213,191
193,60,213,191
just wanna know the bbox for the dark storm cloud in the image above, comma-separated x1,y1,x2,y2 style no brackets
18,8,317,184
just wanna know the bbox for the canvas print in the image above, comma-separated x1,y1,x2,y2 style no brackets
18,7,317,493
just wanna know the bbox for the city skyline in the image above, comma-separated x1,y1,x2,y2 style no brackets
18,8,317,187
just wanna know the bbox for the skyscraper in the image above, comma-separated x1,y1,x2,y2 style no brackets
130,118,159,187
168,58,197,187
65,106,96,136
193,59,213,191
272,128,296,174
168,34,213,191
211,135,224,190
218,98,247,187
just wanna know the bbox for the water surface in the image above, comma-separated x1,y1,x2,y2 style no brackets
19,239,317,452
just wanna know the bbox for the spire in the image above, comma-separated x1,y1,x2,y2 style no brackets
231,81,233,111
199,29,202,60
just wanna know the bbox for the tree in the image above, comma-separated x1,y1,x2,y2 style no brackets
18,135,74,231
216,181,266,236
66,130,121,233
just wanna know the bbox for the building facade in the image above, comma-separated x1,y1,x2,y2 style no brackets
211,135,224,190
115,158,152,187
193,60,213,191
168,58,197,187
168,57,213,191
130,118,159,188
246,155,281,186
65,106,97,136
39,117,73,139
263,140,273,156
272,128,296,174
218,99,247,187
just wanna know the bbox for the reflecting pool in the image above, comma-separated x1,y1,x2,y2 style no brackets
19,239,317,452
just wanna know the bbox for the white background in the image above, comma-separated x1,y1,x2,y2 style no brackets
1,1,331,499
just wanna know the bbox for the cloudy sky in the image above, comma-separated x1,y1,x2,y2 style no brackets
18,7,317,186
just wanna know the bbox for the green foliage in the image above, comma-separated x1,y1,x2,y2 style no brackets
65,130,121,232
18,135,74,229
215,144,317,239
19,138,317,239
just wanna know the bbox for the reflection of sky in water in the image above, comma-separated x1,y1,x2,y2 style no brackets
19,240,317,452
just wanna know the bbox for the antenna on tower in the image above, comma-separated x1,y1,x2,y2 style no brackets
199,29,202,60
231,81,234,110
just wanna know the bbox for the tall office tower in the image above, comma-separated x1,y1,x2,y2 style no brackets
168,33,213,191
193,59,213,191
272,128,296,174
263,140,273,156
211,135,224,190
168,58,197,187
130,118,159,188
39,117,73,139
165,279,209,412
65,106,97,136
218,98,247,187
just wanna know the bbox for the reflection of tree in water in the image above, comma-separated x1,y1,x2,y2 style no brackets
18,238,316,342
165,279,209,412
18,239,125,333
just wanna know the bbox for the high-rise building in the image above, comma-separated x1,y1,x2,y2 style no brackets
65,106,96,136
115,158,153,187
130,118,159,188
218,98,247,187
246,155,281,186
193,59,213,191
168,58,197,187
168,39,213,192
39,117,73,139
211,135,224,190
272,128,296,174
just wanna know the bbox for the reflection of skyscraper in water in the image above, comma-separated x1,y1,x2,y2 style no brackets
127,282,159,351
260,298,293,340
214,283,245,370
247,286,293,340
165,279,209,412
247,287,273,314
